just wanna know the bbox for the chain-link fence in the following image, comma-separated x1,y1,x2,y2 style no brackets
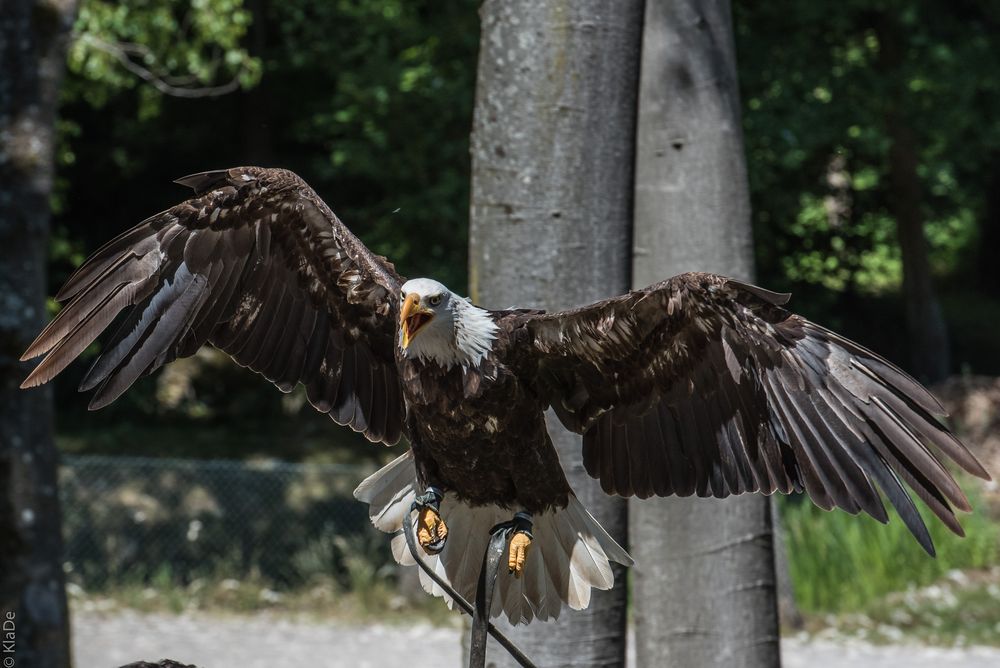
59,455,396,592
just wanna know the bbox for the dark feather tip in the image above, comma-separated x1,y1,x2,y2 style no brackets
728,279,792,305
174,169,238,195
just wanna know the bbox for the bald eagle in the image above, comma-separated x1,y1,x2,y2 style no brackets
22,167,989,623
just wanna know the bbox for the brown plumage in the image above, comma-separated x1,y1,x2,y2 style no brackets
22,167,990,624
22,167,403,444
519,274,989,553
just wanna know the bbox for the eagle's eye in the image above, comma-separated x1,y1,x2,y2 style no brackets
428,294,443,307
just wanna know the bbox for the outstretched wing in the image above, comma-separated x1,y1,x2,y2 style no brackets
521,272,989,554
22,167,405,445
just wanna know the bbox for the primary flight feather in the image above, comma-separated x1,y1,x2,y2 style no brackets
23,166,990,624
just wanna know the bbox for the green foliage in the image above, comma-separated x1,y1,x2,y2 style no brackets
735,0,1000,303
68,0,260,112
56,0,478,284
260,0,479,288
781,483,999,613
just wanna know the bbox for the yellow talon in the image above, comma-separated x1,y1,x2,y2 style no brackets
508,531,532,578
417,506,448,553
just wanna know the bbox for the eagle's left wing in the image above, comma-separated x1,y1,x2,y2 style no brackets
520,272,989,554
21,167,405,444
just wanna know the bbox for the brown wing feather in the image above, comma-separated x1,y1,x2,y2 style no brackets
21,167,405,445
521,272,990,555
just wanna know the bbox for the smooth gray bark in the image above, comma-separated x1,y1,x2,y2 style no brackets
771,499,802,630
469,1,643,666
630,1,781,667
0,2,78,667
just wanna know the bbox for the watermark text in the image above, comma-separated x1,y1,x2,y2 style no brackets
2,610,14,667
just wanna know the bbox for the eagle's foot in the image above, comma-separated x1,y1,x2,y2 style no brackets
508,531,532,578
413,486,447,554
417,506,448,553
505,511,534,578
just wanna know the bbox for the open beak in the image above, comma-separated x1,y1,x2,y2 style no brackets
400,293,434,349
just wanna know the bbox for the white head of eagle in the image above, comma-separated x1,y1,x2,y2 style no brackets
399,278,498,368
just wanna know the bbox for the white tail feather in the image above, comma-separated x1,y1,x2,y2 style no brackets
353,452,633,624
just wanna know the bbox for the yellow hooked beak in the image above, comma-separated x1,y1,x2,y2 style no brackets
400,293,434,349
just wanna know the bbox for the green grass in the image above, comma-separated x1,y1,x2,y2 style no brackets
832,570,1000,646
68,572,457,627
781,482,999,613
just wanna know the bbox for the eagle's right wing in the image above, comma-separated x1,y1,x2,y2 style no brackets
520,272,989,554
22,167,405,445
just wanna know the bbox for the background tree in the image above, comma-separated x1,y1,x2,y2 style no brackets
735,0,1000,377
630,0,781,666
872,9,949,382
0,2,79,667
469,1,643,665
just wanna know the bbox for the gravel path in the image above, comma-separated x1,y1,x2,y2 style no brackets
72,609,1000,668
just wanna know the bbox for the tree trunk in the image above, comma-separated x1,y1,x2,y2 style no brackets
468,1,643,666
771,500,802,630
977,150,1000,296
0,2,78,668
630,1,781,667
886,121,949,383
873,12,950,383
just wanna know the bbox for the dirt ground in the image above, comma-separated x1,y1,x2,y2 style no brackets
71,608,1000,668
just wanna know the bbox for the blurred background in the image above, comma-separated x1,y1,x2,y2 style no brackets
5,0,1000,666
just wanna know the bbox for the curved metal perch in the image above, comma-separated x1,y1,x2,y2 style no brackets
402,509,537,668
